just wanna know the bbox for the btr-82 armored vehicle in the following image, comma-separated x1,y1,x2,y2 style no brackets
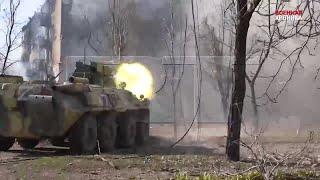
0,62,150,154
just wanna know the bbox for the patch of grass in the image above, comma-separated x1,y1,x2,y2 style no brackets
32,157,70,170
15,157,72,179
276,170,320,180
230,171,264,180
175,172,189,180
175,172,223,180
16,165,29,180
174,170,320,180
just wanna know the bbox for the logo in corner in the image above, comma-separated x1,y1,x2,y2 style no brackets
276,0,303,21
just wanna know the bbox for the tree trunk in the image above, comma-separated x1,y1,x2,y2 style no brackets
172,83,177,139
249,83,260,130
215,63,230,119
226,0,252,161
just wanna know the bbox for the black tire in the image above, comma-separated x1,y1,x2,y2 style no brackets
117,112,136,148
135,110,150,145
136,122,150,145
69,113,97,154
0,136,15,151
97,112,117,152
17,139,39,149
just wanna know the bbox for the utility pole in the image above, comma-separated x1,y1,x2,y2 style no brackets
52,0,62,78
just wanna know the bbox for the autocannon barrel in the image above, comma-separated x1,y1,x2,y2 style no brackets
69,76,89,84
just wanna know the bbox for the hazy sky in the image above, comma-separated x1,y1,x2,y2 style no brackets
0,0,45,59
0,0,44,24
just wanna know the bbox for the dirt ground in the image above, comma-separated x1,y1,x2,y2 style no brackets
0,125,320,180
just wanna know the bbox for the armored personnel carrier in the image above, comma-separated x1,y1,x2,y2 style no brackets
0,62,150,154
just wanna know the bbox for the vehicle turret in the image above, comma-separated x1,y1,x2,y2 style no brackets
72,62,115,87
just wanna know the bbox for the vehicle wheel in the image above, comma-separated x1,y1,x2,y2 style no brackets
69,113,97,154
117,112,136,148
97,112,117,152
17,139,39,149
0,136,15,151
136,110,150,145
136,122,150,145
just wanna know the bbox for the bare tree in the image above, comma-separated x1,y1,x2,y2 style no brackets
0,0,21,74
226,0,320,161
107,0,131,59
202,0,235,119
246,0,320,129
165,0,178,139
162,0,189,140
226,0,261,161
77,0,133,59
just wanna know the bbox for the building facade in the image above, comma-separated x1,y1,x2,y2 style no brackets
21,0,176,80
